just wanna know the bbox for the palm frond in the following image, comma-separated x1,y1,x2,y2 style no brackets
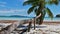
43,10,46,19
27,6,35,14
34,8,37,14
45,8,53,19
23,0,39,6
23,1,33,6
47,0,59,5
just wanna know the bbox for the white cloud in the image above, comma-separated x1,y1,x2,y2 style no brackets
24,0,27,1
0,9,35,17
0,9,28,16
0,9,25,13
0,2,7,7
0,2,7,4
18,0,27,2
0,5,6,7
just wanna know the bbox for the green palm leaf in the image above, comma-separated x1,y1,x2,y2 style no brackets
45,8,53,19
42,10,46,19
27,6,35,14
34,8,37,13
23,0,39,6
23,1,33,6
48,0,59,5
23,0,40,6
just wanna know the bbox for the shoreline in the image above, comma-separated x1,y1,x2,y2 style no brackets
0,20,60,24
0,20,60,34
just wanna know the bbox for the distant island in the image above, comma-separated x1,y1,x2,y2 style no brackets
0,15,34,18
56,14,60,17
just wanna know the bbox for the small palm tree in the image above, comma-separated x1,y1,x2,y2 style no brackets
23,0,59,32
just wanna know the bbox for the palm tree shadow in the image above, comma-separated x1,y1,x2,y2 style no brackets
19,28,28,34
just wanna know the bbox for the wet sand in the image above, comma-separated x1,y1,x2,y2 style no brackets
0,20,18,23
0,20,60,25
43,21,60,25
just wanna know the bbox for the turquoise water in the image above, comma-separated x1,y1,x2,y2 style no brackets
44,17,60,21
0,17,60,21
0,17,30,20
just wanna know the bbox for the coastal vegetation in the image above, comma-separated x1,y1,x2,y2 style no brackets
23,0,60,32
0,15,33,18
56,14,60,17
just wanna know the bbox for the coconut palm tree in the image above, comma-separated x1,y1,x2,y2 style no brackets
23,0,59,32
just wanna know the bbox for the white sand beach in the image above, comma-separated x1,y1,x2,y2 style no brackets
23,24,60,34
0,20,60,34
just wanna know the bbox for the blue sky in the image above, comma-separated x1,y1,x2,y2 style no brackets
0,0,60,17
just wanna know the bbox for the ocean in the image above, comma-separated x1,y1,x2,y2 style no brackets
0,17,60,21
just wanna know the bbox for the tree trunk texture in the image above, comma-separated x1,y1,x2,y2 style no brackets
27,21,32,32
34,18,36,30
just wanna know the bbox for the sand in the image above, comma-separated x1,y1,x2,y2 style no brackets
23,24,60,34
0,20,60,34
0,20,18,23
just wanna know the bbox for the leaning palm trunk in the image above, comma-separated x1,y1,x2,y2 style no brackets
27,13,41,32
34,13,41,30
38,14,43,25
34,17,36,30
27,20,32,32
